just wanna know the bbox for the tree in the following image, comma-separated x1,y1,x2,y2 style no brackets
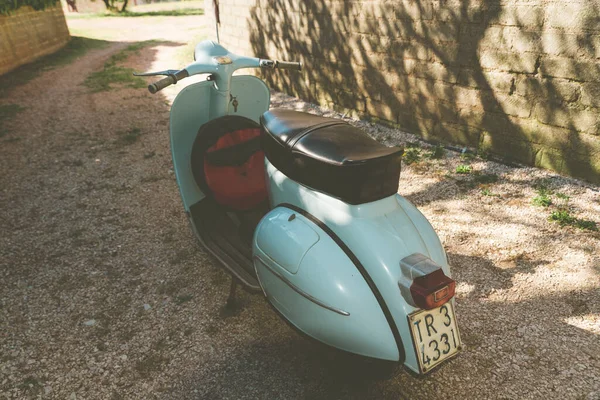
66,0,78,12
101,0,129,13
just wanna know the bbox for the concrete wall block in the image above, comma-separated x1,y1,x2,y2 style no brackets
545,2,600,31
409,61,459,83
541,31,583,58
366,99,398,122
388,40,431,61
581,82,600,108
434,121,482,147
490,5,544,27
541,57,600,81
534,103,599,134
479,50,539,73
495,93,533,118
482,70,517,93
394,0,434,21
516,77,581,102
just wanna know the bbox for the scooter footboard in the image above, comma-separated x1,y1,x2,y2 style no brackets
252,206,401,361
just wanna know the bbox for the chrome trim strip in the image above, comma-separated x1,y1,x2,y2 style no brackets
254,256,350,316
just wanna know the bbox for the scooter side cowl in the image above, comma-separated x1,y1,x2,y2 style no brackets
253,207,400,361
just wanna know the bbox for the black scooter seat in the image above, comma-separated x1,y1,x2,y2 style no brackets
260,109,402,204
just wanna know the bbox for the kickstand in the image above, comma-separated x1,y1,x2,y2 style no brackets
226,278,238,308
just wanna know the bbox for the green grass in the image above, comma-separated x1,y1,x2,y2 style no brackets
68,8,203,18
532,193,552,207
549,210,576,226
83,41,157,92
0,37,109,97
532,181,554,207
0,104,25,135
549,209,598,231
403,147,422,165
175,294,193,305
116,127,143,145
426,144,445,160
481,188,494,196
460,152,477,162
455,165,472,174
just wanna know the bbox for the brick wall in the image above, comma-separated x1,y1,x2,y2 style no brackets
207,0,600,184
0,4,70,76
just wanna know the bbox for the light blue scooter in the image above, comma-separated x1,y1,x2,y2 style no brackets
137,40,462,374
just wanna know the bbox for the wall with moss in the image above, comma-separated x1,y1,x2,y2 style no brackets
0,4,70,76
206,0,600,183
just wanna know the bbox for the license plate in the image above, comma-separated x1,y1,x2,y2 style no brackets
408,301,462,373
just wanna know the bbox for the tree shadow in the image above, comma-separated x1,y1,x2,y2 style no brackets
247,0,600,184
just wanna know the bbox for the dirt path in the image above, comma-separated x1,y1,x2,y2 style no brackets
1,14,599,400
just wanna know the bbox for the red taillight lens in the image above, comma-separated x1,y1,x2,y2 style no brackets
410,269,456,310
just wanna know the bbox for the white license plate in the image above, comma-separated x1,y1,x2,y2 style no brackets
408,301,462,373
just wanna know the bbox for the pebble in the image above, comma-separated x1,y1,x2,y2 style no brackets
83,319,96,326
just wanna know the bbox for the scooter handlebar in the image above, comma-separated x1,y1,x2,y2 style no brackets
275,60,303,71
260,59,303,71
148,69,190,94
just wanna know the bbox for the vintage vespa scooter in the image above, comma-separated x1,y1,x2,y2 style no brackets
136,40,462,374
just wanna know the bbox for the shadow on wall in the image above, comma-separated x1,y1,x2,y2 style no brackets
247,0,600,183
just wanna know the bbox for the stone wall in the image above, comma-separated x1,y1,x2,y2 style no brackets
0,4,70,76
207,0,600,183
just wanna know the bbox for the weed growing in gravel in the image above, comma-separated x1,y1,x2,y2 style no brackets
426,144,445,159
84,41,157,92
481,188,499,197
403,147,422,165
532,193,552,207
136,354,170,377
117,128,143,145
455,165,472,174
18,376,42,395
548,210,598,231
477,148,491,160
574,219,598,231
549,210,576,225
460,152,477,162
175,294,193,305
556,192,570,202
0,104,24,135
532,183,554,207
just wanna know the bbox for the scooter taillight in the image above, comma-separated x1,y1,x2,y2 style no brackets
410,269,456,310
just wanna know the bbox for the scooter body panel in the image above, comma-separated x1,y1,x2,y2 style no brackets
253,207,400,361
170,76,270,211
263,159,448,372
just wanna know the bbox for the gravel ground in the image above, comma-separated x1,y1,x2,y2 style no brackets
1,15,599,400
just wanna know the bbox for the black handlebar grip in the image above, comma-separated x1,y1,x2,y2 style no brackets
275,60,303,71
148,76,175,94
148,69,190,94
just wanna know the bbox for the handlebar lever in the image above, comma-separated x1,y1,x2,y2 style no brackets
133,69,180,77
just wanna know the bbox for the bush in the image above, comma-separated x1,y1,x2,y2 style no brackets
0,0,60,15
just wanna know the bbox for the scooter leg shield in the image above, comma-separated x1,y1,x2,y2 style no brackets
253,207,400,361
